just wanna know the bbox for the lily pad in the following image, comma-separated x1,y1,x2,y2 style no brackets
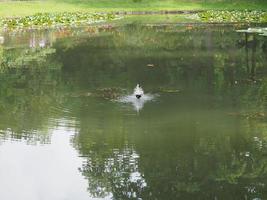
198,10,267,23
0,12,120,31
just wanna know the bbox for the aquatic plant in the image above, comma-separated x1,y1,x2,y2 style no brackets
0,12,118,30
198,10,267,23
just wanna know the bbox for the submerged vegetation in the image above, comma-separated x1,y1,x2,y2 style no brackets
0,12,117,30
198,10,267,23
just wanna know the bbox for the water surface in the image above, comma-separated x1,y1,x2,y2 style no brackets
0,23,267,200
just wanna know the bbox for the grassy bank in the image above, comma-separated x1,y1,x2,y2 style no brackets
0,0,267,17
0,0,266,29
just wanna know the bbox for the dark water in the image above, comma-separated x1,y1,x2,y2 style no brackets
0,23,267,200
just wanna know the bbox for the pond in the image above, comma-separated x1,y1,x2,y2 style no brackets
0,22,267,200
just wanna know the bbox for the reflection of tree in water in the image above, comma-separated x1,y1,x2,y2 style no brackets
74,109,267,199
137,116,267,199
0,68,62,144
0,25,267,198
237,32,262,81
79,146,147,199
0,45,63,144
61,25,267,199
0,47,58,70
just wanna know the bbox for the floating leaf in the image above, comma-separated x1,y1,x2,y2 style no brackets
198,10,267,23
0,12,120,31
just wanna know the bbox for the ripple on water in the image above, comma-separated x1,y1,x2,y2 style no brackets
48,105,79,128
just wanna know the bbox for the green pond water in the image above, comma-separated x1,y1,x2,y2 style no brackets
0,23,267,200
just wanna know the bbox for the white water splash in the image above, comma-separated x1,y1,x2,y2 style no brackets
118,93,155,112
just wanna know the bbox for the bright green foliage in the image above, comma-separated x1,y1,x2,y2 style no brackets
0,12,117,30
199,10,267,23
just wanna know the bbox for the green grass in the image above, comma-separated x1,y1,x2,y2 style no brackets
0,1,88,17
0,0,267,17
115,14,199,24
